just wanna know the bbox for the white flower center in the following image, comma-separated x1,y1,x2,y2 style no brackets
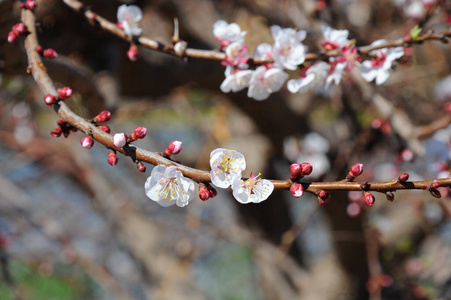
157,177,185,202
242,174,267,196
215,151,241,174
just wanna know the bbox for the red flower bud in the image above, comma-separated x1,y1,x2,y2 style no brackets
12,23,27,34
444,101,451,113
44,94,57,105
290,183,304,198
25,0,37,10
386,191,394,202
136,161,146,172
107,151,118,166
80,136,94,149
7,31,19,43
432,181,440,189
127,45,139,61
199,187,210,201
57,119,66,127
208,185,217,198
93,110,111,123
364,192,375,207
50,127,62,137
317,190,330,205
43,48,58,59
290,163,302,179
164,140,182,156
300,162,313,176
98,125,111,133
398,173,409,182
131,126,147,140
35,45,43,52
57,87,73,99
347,163,363,180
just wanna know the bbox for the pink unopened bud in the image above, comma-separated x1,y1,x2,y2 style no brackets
93,110,111,123
199,187,210,201
113,133,127,148
318,190,330,205
35,45,43,52
364,192,375,207
432,181,440,189
43,48,58,59
7,31,19,43
290,163,302,179
136,161,146,172
398,173,409,182
44,94,57,105
25,0,37,10
164,140,182,156
107,151,118,166
127,45,139,61
290,183,304,198
301,162,313,176
131,126,147,140
57,87,72,99
81,136,94,149
98,125,111,133
12,23,27,34
50,127,62,137
347,163,364,180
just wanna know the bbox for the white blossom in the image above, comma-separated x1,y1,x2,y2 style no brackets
117,5,143,38
326,61,347,86
223,41,249,68
144,165,195,207
287,62,330,94
220,66,253,93
360,40,404,85
270,25,307,70
210,148,246,188
213,20,246,47
231,173,274,204
253,43,273,59
248,66,288,100
321,25,349,50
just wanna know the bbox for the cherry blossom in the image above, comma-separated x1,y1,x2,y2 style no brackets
117,4,143,38
326,61,347,86
213,20,246,47
210,148,246,188
247,66,288,101
287,62,330,94
321,25,349,51
144,165,195,207
231,173,274,204
220,66,253,93
270,25,307,70
360,40,404,85
222,41,249,68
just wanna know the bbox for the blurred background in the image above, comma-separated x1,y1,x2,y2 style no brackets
0,0,450,299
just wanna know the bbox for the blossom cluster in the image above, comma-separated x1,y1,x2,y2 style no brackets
144,148,274,207
215,21,406,100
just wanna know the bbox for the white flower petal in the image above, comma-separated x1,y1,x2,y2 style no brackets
232,177,274,204
209,148,246,188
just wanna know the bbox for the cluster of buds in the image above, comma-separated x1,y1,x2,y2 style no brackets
164,140,182,156
19,0,36,10
129,126,147,141
43,87,72,106
198,183,217,201
91,110,112,134
317,190,330,205
50,119,77,138
8,23,28,43
346,163,364,181
289,162,313,181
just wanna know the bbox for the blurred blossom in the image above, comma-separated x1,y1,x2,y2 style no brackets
213,20,246,47
348,191,363,202
270,25,307,70
303,133,330,153
373,163,397,181
423,202,443,225
12,101,31,120
117,4,143,38
425,125,451,176
14,121,34,145
434,76,451,102
247,66,288,101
